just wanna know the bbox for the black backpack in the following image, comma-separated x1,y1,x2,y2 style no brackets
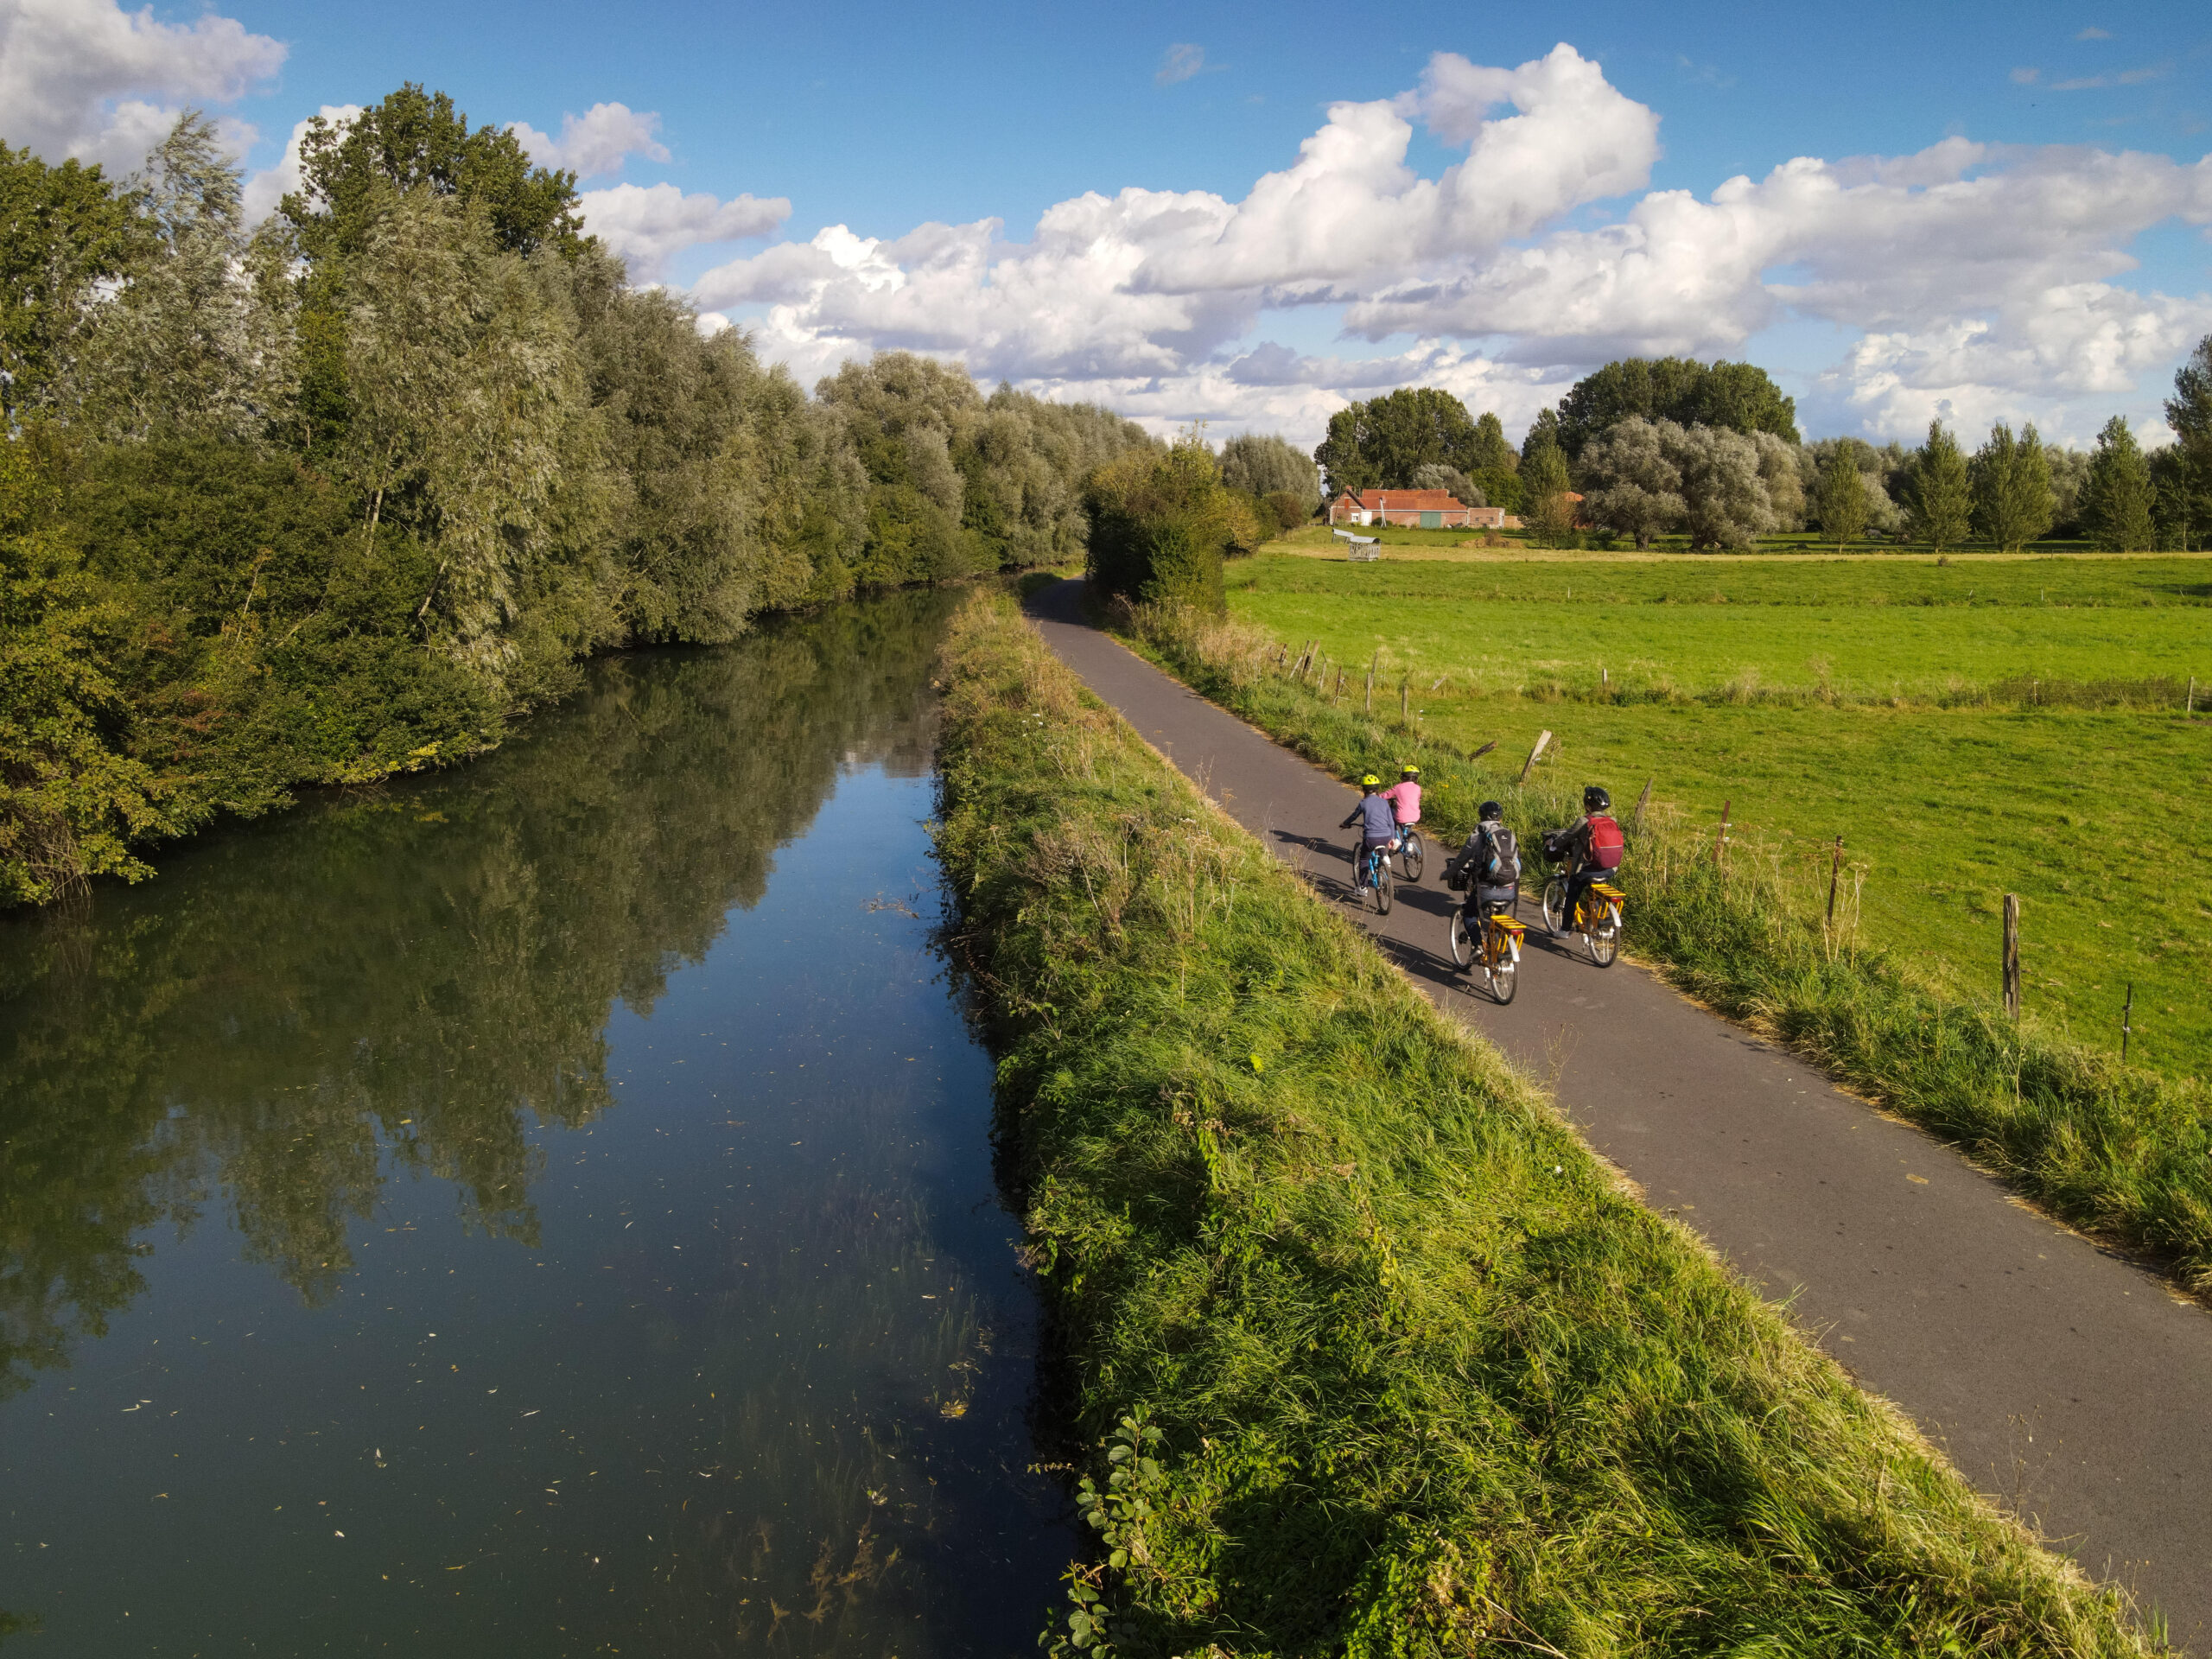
1478,823,1520,886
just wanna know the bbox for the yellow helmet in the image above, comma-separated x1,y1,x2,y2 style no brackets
1400,764,1420,779
1360,773,1381,788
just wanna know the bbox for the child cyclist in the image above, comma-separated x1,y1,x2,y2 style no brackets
1381,765,1421,834
1339,774,1400,890
1548,785,1625,933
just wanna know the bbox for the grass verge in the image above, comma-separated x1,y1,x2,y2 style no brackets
932,591,2153,1656
1110,598,2212,1296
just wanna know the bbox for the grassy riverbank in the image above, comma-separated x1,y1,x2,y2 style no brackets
932,593,2154,1656
1111,597,2212,1297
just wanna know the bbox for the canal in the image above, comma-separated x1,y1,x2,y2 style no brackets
0,588,1074,1654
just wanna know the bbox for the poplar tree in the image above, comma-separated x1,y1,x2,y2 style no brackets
1903,420,1973,552
1521,439,1576,547
2081,415,2155,551
1814,444,1869,550
1970,422,2055,552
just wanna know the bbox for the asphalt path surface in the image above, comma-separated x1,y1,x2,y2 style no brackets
1027,577,2212,1645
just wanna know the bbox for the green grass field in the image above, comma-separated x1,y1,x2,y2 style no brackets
1224,552,2212,1077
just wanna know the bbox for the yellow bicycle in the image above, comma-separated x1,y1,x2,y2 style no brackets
1449,900,1527,1003
1542,875,1625,967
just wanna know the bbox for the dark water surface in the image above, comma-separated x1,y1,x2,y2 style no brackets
0,589,1073,1655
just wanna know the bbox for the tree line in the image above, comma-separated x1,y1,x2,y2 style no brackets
1311,352,2212,555
0,87,1160,906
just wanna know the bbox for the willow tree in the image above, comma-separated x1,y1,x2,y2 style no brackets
1580,417,1684,549
0,142,141,422
342,188,607,683
66,112,296,442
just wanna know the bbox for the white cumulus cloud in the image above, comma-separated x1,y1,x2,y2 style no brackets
578,181,790,283
0,0,284,168
685,42,2212,447
510,102,671,179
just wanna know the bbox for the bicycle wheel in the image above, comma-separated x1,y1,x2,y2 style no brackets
1400,830,1424,883
1541,878,1567,936
1374,861,1394,915
1586,903,1620,967
1486,951,1518,1005
1448,910,1472,968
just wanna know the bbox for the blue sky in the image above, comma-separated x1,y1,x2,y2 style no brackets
10,0,2210,447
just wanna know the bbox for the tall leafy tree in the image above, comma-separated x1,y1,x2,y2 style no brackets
2147,446,2202,551
1084,435,1234,612
278,86,588,450
1969,422,2055,552
280,85,584,264
1217,433,1318,502
1903,421,1974,552
2080,416,2155,552
1313,387,1480,496
0,142,143,421
1554,356,1799,459
1469,410,1518,475
1520,440,1575,548
1579,416,1683,549
67,112,296,442
1813,443,1870,550
340,188,606,680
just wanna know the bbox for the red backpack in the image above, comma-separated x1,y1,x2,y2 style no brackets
1587,813,1624,870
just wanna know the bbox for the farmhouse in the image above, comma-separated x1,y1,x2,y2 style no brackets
1327,488,1484,529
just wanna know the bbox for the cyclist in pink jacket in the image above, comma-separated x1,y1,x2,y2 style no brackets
1380,765,1421,831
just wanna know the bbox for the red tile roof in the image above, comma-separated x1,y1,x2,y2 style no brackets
1333,489,1468,510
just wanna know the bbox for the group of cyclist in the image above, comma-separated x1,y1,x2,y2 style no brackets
1340,765,1627,988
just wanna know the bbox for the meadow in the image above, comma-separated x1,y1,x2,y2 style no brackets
1223,550,2211,1077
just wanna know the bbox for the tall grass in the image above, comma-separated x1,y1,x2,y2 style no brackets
1116,598,2212,1294
934,593,2155,1656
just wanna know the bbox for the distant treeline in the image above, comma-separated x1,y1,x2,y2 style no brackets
1314,351,2212,554
1,87,1166,906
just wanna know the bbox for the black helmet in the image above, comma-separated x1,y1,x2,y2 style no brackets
1584,785,1611,813
1478,799,1503,822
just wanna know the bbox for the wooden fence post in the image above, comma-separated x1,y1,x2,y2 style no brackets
1399,676,1409,724
2004,897,2023,1017
1364,653,1377,715
1827,836,1844,924
1470,740,1498,760
1713,799,1732,865
1630,778,1653,837
1516,730,1551,785
2121,982,2133,1063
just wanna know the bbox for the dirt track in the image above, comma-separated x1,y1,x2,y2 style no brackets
1027,576,2212,1645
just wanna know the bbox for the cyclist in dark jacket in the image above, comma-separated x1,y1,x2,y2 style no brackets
1454,800,1519,921
1548,785,1623,933
1340,773,1400,880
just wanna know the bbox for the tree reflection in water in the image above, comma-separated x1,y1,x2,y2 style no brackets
0,586,1065,1653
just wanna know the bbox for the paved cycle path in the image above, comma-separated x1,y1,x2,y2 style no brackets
1026,578,2212,1643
